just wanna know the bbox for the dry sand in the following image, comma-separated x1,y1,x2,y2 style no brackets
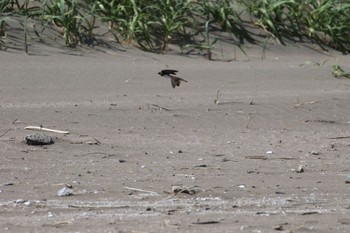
1,38,350,233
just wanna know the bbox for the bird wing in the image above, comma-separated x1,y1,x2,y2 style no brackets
171,77,188,88
178,77,187,82
161,69,178,75
171,77,177,88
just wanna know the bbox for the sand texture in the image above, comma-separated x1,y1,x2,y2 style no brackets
1,36,350,233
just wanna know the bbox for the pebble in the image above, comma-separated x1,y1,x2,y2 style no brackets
25,133,54,145
15,199,26,204
57,187,73,196
24,201,31,206
345,175,350,184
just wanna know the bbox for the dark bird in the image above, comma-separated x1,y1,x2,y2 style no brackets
158,69,188,88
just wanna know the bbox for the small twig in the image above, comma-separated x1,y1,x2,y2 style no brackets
329,136,350,139
124,186,159,195
294,100,319,107
89,136,101,145
0,129,12,138
74,152,113,157
25,126,69,134
246,113,253,129
283,117,308,130
214,81,237,104
148,103,171,111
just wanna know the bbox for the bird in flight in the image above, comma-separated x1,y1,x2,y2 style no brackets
158,69,188,88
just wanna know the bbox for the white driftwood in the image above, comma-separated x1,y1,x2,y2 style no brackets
25,126,69,134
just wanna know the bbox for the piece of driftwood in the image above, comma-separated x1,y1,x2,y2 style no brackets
25,126,69,134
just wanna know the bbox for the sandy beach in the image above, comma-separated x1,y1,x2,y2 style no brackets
1,34,350,233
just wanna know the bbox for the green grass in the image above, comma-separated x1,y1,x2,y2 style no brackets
42,0,84,47
1,0,349,54
332,59,350,78
185,20,218,60
246,0,350,53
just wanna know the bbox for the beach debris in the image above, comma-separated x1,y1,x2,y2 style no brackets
214,81,236,105
329,136,350,139
256,211,271,216
57,186,73,196
25,133,54,145
1,182,14,186
237,184,246,189
172,185,200,195
301,211,319,215
0,128,12,137
332,63,350,78
345,175,350,184
48,212,54,218
296,165,304,173
273,223,288,231
246,113,254,128
193,164,207,168
14,199,31,206
25,126,69,134
277,157,297,160
14,199,26,204
146,103,170,111
43,221,72,228
275,191,286,195
294,100,319,107
310,150,320,155
24,201,31,206
245,155,267,160
283,117,308,130
87,136,101,145
192,220,220,225
124,186,159,196
294,59,329,67
222,158,231,162
306,119,335,124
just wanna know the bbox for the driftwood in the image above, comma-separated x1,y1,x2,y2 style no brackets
25,126,69,134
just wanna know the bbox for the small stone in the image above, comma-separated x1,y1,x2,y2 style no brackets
310,150,319,155
296,165,304,173
3,182,14,186
15,199,26,204
25,133,54,145
171,185,199,195
273,223,288,231
345,175,350,184
275,191,286,195
24,201,31,206
57,187,73,196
